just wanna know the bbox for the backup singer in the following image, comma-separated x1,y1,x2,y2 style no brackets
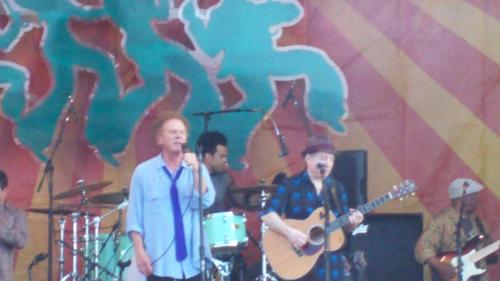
126,112,215,281
0,170,28,281
260,134,363,281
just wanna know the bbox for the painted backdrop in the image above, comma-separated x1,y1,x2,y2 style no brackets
0,0,499,280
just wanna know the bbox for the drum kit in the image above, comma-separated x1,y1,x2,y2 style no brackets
28,180,138,281
28,180,280,281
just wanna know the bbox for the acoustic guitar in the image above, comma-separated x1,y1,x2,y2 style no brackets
263,180,417,280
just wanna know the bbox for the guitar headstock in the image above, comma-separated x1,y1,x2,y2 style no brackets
390,180,417,200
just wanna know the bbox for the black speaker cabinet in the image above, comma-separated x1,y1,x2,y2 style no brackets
348,213,423,281
331,150,368,208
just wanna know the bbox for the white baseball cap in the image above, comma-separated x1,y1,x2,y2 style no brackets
448,178,484,199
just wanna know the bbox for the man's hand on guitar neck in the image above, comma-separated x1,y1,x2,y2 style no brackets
344,208,364,233
427,256,456,281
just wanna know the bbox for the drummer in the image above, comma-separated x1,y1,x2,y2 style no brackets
196,131,246,281
196,131,244,214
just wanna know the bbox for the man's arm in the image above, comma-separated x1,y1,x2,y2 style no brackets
126,168,152,276
130,231,152,276
261,212,308,248
414,219,456,281
0,209,28,249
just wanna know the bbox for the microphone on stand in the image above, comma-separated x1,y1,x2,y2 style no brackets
317,162,327,176
277,129,289,158
282,80,297,108
181,143,194,169
263,114,289,158
66,95,81,124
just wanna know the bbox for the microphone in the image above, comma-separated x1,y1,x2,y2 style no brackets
282,80,297,108
277,129,289,158
317,162,326,176
181,143,194,168
181,143,191,153
67,96,81,124
265,115,289,158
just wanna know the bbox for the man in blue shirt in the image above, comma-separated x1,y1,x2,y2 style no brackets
126,112,215,281
260,134,363,281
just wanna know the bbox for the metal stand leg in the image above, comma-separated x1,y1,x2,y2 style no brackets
83,212,90,277
58,217,66,281
93,216,101,280
256,190,277,281
71,212,79,281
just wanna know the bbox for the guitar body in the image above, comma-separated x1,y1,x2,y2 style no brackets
263,208,346,280
436,237,490,281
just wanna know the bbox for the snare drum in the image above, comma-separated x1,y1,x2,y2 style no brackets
204,211,248,255
93,234,144,281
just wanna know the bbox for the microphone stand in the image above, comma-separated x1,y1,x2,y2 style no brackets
35,109,72,281
318,164,331,281
197,144,207,281
455,183,469,281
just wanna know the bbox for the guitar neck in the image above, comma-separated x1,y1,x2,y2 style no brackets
470,240,500,263
327,192,393,234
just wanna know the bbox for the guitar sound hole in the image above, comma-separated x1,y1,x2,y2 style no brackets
309,225,325,246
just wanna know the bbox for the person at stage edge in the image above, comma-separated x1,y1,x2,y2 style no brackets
260,134,364,281
0,170,29,281
126,112,215,281
415,178,499,281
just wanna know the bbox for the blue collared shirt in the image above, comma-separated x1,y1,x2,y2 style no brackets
126,154,215,278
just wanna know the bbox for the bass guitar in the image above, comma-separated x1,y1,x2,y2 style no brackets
435,238,499,281
263,180,416,280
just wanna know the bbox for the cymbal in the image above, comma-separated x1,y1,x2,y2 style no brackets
58,203,116,210
88,192,129,205
53,180,113,200
231,184,278,195
27,207,95,216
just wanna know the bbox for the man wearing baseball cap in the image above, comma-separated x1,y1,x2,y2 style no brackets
415,178,498,281
260,134,364,281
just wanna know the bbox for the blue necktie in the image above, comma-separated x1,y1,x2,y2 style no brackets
162,166,187,261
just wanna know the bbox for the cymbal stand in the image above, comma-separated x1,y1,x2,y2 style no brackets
71,212,80,281
256,190,277,281
58,216,67,281
83,211,91,277
92,216,101,281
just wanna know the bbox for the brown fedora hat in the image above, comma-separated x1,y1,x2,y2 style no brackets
301,134,335,157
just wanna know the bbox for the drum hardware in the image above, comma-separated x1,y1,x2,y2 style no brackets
231,184,277,211
58,216,66,281
255,189,277,281
210,257,233,281
88,199,129,281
